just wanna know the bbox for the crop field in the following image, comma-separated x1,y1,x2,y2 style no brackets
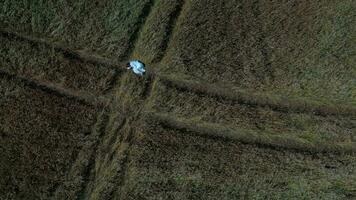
0,73,100,199
0,0,355,199
161,0,356,105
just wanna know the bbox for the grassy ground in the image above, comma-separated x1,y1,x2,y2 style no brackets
132,0,184,64
123,121,356,199
0,75,99,199
148,80,355,145
0,35,116,95
0,0,355,199
161,0,356,105
0,0,152,59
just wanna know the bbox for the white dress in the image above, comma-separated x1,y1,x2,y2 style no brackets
128,60,146,76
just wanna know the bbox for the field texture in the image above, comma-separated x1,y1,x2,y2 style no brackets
0,0,355,199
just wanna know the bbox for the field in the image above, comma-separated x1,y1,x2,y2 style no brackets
0,0,355,199
160,0,356,105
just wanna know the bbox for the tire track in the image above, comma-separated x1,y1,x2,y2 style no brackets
158,74,356,117
152,0,186,63
109,77,158,199
0,28,126,71
110,93,158,199
0,69,108,107
2,29,355,117
107,1,161,195
141,74,155,99
122,0,156,60
152,78,354,146
146,112,356,154
75,109,111,200
50,108,111,200
102,70,122,95
110,127,135,200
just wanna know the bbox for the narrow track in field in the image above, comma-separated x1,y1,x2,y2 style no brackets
1,28,354,117
122,0,156,61
0,69,108,107
146,111,356,154
152,0,186,63
1,15,355,198
1,28,355,156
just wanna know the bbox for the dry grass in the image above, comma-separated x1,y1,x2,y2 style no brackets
121,118,356,199
161,0,356,105
0,75,99,199
147,111,356,154
0,0,152,59
148,79,355,144
1,0,355,199
0,33,117,95
132,0,185,64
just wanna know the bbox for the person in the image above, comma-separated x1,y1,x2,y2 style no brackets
127,60,146,76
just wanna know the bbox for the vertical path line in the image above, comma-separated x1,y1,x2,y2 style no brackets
122,0,156,60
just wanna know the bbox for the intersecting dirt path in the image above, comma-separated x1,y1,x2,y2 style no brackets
1,0,356,197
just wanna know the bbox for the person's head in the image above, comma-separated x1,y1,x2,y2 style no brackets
126,62,130,68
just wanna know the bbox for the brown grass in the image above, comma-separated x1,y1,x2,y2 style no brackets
158,74,356,117
0,28,126,71
3,27,354,117
0,69,109,107
161,0,356,105
0,74,99,199
122,116,356,199
1,0,355,199
147,112,356,154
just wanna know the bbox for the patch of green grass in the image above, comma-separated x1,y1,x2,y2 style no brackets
161,0,356,105
0,0,151,59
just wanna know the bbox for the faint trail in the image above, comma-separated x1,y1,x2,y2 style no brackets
0,69,109,107
50,108,111,200
141,74,155,99
110,79,158,199
111,128,135,200
147,112,356,154
152,0,186,63
102,70,122,95
158,74,356,117
2,28,355,117
0,28,126,71
75,109,111,200
122,0,156,60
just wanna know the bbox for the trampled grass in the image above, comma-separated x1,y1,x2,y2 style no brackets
132,0,185,64
147,111,356,154
148,79,355,145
